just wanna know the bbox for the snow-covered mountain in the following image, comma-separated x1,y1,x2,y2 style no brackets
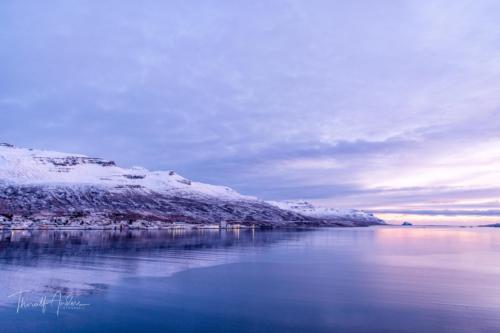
0,143,383,229
267,200,384,226
0,142,249,200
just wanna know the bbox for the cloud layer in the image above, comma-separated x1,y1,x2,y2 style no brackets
1,0,500,216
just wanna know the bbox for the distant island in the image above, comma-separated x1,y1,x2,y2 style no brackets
0,143,384,230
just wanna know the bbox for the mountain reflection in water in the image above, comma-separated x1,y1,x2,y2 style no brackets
1,227,500,333
0,229,308,303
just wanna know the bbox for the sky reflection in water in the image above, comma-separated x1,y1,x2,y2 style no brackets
0,227,499,333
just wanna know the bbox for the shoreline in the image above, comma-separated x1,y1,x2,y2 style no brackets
0,222,383,231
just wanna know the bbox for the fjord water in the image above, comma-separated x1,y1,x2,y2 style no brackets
1,227,500,333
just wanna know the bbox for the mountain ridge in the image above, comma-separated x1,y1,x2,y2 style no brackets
0,143,384,229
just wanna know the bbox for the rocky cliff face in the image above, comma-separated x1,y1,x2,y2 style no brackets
0,143,383,229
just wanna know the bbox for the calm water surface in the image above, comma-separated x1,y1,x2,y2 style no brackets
0,227,500,333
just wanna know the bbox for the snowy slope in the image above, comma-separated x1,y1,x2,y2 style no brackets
0,143,250,200
267,200,384,225
0,143,383,228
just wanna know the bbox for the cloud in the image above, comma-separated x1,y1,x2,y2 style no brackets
1,0,500,215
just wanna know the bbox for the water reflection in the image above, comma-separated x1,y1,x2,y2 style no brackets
0,229,309,305
1,227,500,333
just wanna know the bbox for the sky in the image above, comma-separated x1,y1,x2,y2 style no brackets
1,0,500,221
